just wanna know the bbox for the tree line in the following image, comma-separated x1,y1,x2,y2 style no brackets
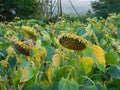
0,0,120,21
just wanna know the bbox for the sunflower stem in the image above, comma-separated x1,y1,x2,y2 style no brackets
75,51,81,81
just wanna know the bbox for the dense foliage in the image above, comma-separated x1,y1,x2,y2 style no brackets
0,0,37,21
0,13,120,90
91,0,120,18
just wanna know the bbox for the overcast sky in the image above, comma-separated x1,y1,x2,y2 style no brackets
61,0,97,15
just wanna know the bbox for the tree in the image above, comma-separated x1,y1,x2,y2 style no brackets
91,0,120,18
0,0,38,21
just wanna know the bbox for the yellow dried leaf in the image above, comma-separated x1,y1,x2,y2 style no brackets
22,26,31,30
37,47,47,59
62,54,70,60
46,66,54,83
54,49,61,54
20,67,34,83
6,46,16,55
92,45,106,67
14,26,20,31
20,68,28,82
52,54,61,68
0,60,8,67
17,57,22,63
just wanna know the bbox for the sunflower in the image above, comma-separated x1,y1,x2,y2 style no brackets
58,33,88,51
10,37,34,56
21,26,37,40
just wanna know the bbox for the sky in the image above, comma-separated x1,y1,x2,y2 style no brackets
61,0,97,15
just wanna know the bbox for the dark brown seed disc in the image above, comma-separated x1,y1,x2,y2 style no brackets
13,43,30,56
59,35,87,50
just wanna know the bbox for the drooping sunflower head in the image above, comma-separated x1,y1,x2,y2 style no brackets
21,26,37,40
10,37,30,56
58,33,88,51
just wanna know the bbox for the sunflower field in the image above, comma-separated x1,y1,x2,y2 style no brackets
0,13,120,90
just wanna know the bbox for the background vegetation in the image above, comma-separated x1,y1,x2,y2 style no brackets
91,0,120,18
0,0,120,90
1,0,120,22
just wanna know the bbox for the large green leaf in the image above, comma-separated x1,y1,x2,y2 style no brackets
8,56,17,67
13,76,20,90
106,79,120,90
105,50,119,64
20,59,31,67
83,48,95,59
0,67,4,75
20,67,34,83
58,78,78,90
84,84,97,90
76,27,86,36
0,28,3,36
45,46,54,60
83,47,106,72
50,83,58,90
23,84,47,90
108,65,120,79
53,66,76,81
68,58,76,67
117,28,120,40
22,75,36,90
81,76,98,90
95,82,105,90
41,30,50,41
0,49,7,60
80,57,94,74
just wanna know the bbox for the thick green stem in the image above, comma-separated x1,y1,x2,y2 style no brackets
75,51,81,81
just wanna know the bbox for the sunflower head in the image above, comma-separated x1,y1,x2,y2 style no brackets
10,37,30,56
21,26,37,40
58,33,88,51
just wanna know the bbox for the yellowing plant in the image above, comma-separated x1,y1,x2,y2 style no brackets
52,53,61,68
92,45,106,70
80,57,94,74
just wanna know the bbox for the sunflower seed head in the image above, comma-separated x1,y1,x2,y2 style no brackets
59,33,88,50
